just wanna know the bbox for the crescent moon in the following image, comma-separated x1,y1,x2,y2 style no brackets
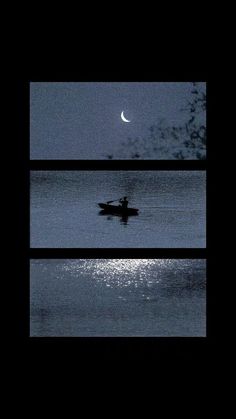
121,111,131,123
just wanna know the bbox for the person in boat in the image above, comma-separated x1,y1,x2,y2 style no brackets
119,196,128,209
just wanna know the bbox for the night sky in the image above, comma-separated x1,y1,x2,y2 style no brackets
30,82,205,159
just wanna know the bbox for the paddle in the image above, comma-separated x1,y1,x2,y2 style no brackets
106,197,127,204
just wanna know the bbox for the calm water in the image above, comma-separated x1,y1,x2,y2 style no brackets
30,171,206,248
30,259,206,336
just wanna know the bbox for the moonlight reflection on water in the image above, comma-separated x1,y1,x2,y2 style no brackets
60,259,193,289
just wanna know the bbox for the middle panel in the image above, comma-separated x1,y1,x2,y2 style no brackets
30,170,206,248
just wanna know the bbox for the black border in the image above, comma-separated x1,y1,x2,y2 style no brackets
30,160,207,170
16,77,211,362
30,249,207,258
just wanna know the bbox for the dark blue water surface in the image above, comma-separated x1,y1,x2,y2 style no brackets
30,171,206,248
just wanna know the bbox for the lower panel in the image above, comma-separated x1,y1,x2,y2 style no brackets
30,259,206,337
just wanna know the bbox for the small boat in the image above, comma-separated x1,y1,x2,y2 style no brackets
98,203,139,216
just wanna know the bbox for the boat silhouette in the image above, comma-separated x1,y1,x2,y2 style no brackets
98,203,139,216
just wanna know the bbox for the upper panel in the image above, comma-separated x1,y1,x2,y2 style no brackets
30,82,206,160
